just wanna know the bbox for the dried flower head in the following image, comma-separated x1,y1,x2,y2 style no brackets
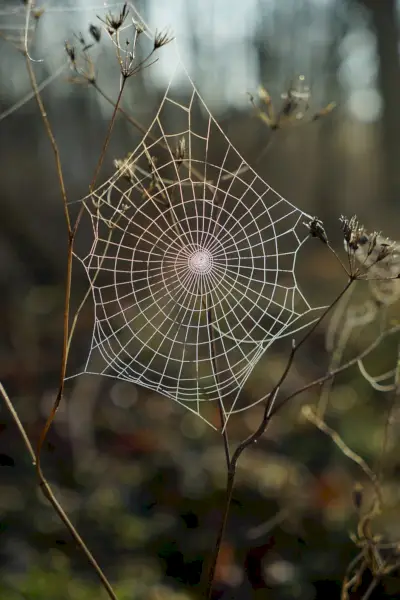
340,215,368,252
97,2,129,35
154,29,174,50
303,216,328,244
340,215,400,301
134,21,145,35
253,75,336,131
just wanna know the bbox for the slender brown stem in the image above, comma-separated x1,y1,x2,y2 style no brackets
23,26,126,598
375,342,400,484
0,383,36,465
37,471,119,600
89,78,127,196
205,470,235,599
205,278,355,598
271,322,400,419
230,279,354,467
360,577,379,600
24,53,71,235
0,381,118,600
302,406,383,509
206,301,230,469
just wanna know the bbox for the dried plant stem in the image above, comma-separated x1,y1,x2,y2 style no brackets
272,322,400,419
342,551,366,600
90,79,128,195
375,343,400,484
204,469,235,598
206,277,354,598
360,578,380,600
0,382,119,600
202,298,232,595
206,280,400,599
66,227,115,357
206,301,230,468
0,383,36,465
24,43,123,600
24,48,74,467
24,54,71,234
302,405,383,508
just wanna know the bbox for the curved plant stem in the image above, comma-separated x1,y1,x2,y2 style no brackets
205,277,354,598
23,31,128,598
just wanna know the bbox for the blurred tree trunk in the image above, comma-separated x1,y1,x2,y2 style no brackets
358,0,400,206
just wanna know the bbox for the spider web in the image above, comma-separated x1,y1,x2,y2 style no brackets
68,51,325,428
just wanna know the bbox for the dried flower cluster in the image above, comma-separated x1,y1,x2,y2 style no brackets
251,75,336,130
340,215,400,304
304,216,328,244
65,3,173,84
340,215,398,268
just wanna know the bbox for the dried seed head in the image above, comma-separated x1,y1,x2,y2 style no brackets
154,29,174,50
376,242,395,263
135,21,145,35
255,76,335,131
340,215,367,252
97,2,129,35
304,216,328,244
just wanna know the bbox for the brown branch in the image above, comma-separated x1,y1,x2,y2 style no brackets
0,383,36,465
302,405,383,509
0,381,119,600
23,19,124,598
270,323,400,420
24,52,71,235
205,277,355,598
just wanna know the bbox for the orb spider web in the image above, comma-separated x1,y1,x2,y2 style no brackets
70,57,324,428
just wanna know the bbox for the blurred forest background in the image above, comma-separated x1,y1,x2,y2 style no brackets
1,0,400,599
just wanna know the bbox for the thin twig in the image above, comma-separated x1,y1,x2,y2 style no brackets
302,405,383,509
206,300,230,469
0,383,119,600
0,383,36,465
89,78,128,198
205,469,235,599
271,323,400,419
375,343,400,485
205,276,386,598
24,54,71,234
24,22,121,600
231,279,354,465
360,577,379,600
